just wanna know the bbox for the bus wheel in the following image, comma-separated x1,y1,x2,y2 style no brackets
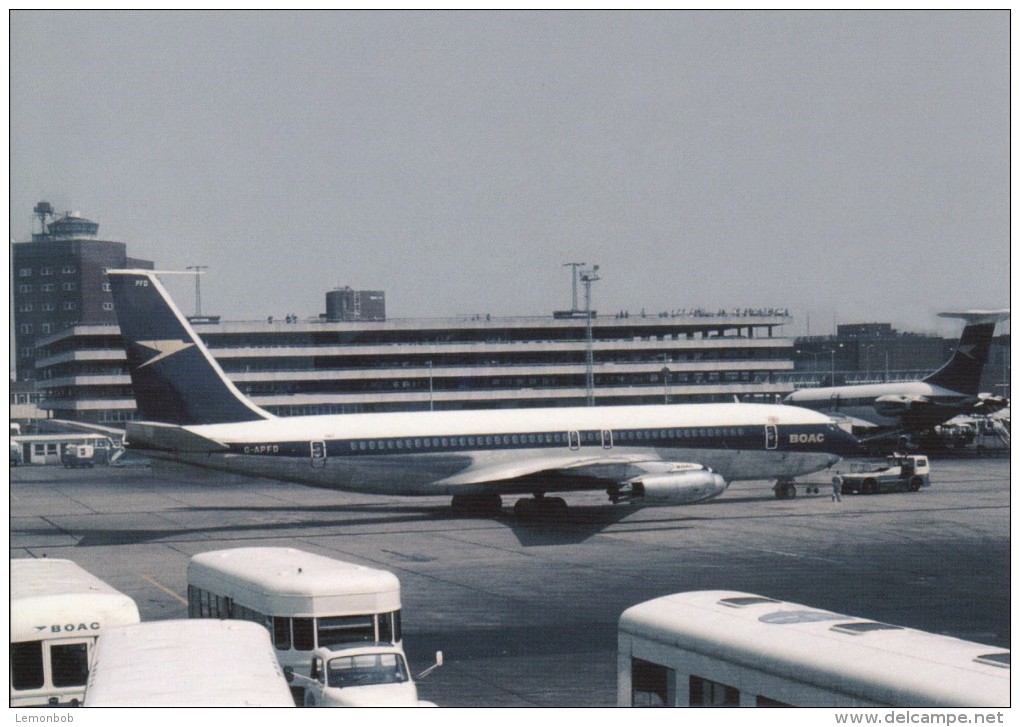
862,479,877,495
909,476,924,492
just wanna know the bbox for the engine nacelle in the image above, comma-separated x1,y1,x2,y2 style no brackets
610,469,727,505
874,394,929,417
974,393,1009,414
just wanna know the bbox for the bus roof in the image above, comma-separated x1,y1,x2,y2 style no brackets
619,590,1010,708
11,559,140,642
188,547,400,615
84,620,294,707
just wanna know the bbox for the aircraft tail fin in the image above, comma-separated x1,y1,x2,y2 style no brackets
108,270,273,425
922,310,1009,395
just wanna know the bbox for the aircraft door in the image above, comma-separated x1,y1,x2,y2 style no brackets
765,424,778,450
568,430,581,450
601,429,613,449
310,440,327,468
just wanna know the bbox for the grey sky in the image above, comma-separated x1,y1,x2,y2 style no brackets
10,10,1010,336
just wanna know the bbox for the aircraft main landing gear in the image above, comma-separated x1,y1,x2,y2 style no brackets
513,494,568,519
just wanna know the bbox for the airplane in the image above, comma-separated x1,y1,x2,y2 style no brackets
107,269,859,514
784,310,1009,449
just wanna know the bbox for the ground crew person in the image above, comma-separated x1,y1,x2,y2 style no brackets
831,472,843,502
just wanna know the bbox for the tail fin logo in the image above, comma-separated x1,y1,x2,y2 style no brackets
136,339,195,369
956,344,977,360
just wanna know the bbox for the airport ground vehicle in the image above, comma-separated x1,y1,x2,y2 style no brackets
83,619,294,706
62,443,97,468
10,439,23,466
839,454,930,494
618,590,1010,707
297,644,441,707
11,558,141,706
187,547,403,703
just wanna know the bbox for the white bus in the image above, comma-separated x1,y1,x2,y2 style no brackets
618,590,1010,708
10,558,141,706
187,547,402,700
83,619,294,706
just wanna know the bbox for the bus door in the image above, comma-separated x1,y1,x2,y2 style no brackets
765,424,778,450
601,429,613,449
310,440,327,468
567,430,581,450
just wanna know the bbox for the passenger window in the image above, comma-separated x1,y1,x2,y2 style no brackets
10,641,45,690
293,617,315,651
51,642,89,687
631,658,673,707
273,617,292,650
689,675,739,707
316,615,375,648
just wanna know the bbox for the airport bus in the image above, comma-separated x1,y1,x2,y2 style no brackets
618,590,1010,708
83,620,294,706
187,547,402,701
10,558,141,706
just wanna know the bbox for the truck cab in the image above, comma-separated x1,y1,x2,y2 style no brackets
842,454,930,494
297,644,439,707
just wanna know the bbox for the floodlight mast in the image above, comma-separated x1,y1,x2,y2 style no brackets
186,265,208,317
562,262,586,313
579,265,600,405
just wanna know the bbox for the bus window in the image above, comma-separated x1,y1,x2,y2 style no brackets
690,675,739,707
273,617,291,650
10,642,44,690
51,643,89,687
317,615,375,648
378,611,402,644
293,618,314,651
631,658,673,707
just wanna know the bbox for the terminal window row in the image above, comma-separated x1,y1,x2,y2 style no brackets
17,266,77,276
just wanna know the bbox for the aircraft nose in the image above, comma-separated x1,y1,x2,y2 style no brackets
831,426,862,457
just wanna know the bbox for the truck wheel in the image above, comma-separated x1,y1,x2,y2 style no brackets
862,479,877,495
909,476,924,492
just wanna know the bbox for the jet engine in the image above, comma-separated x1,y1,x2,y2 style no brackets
609,468,727,505
874,394,930,417
974,393,1009,414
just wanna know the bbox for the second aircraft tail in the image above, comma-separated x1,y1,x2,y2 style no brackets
922,310,1009,396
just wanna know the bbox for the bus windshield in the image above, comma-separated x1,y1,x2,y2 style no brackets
327,653,408,688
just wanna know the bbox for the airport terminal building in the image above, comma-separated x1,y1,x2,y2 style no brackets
32,310,795,423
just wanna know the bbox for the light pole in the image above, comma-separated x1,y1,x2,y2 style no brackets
579,265,600,405
562,262,586,313
427,360,434,411
824,343,843,386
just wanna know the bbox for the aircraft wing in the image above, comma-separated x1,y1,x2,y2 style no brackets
47,419,128,438
435,452,668,487
436,452,728,504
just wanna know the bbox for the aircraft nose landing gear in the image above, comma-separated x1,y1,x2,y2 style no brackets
773,479,797,500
